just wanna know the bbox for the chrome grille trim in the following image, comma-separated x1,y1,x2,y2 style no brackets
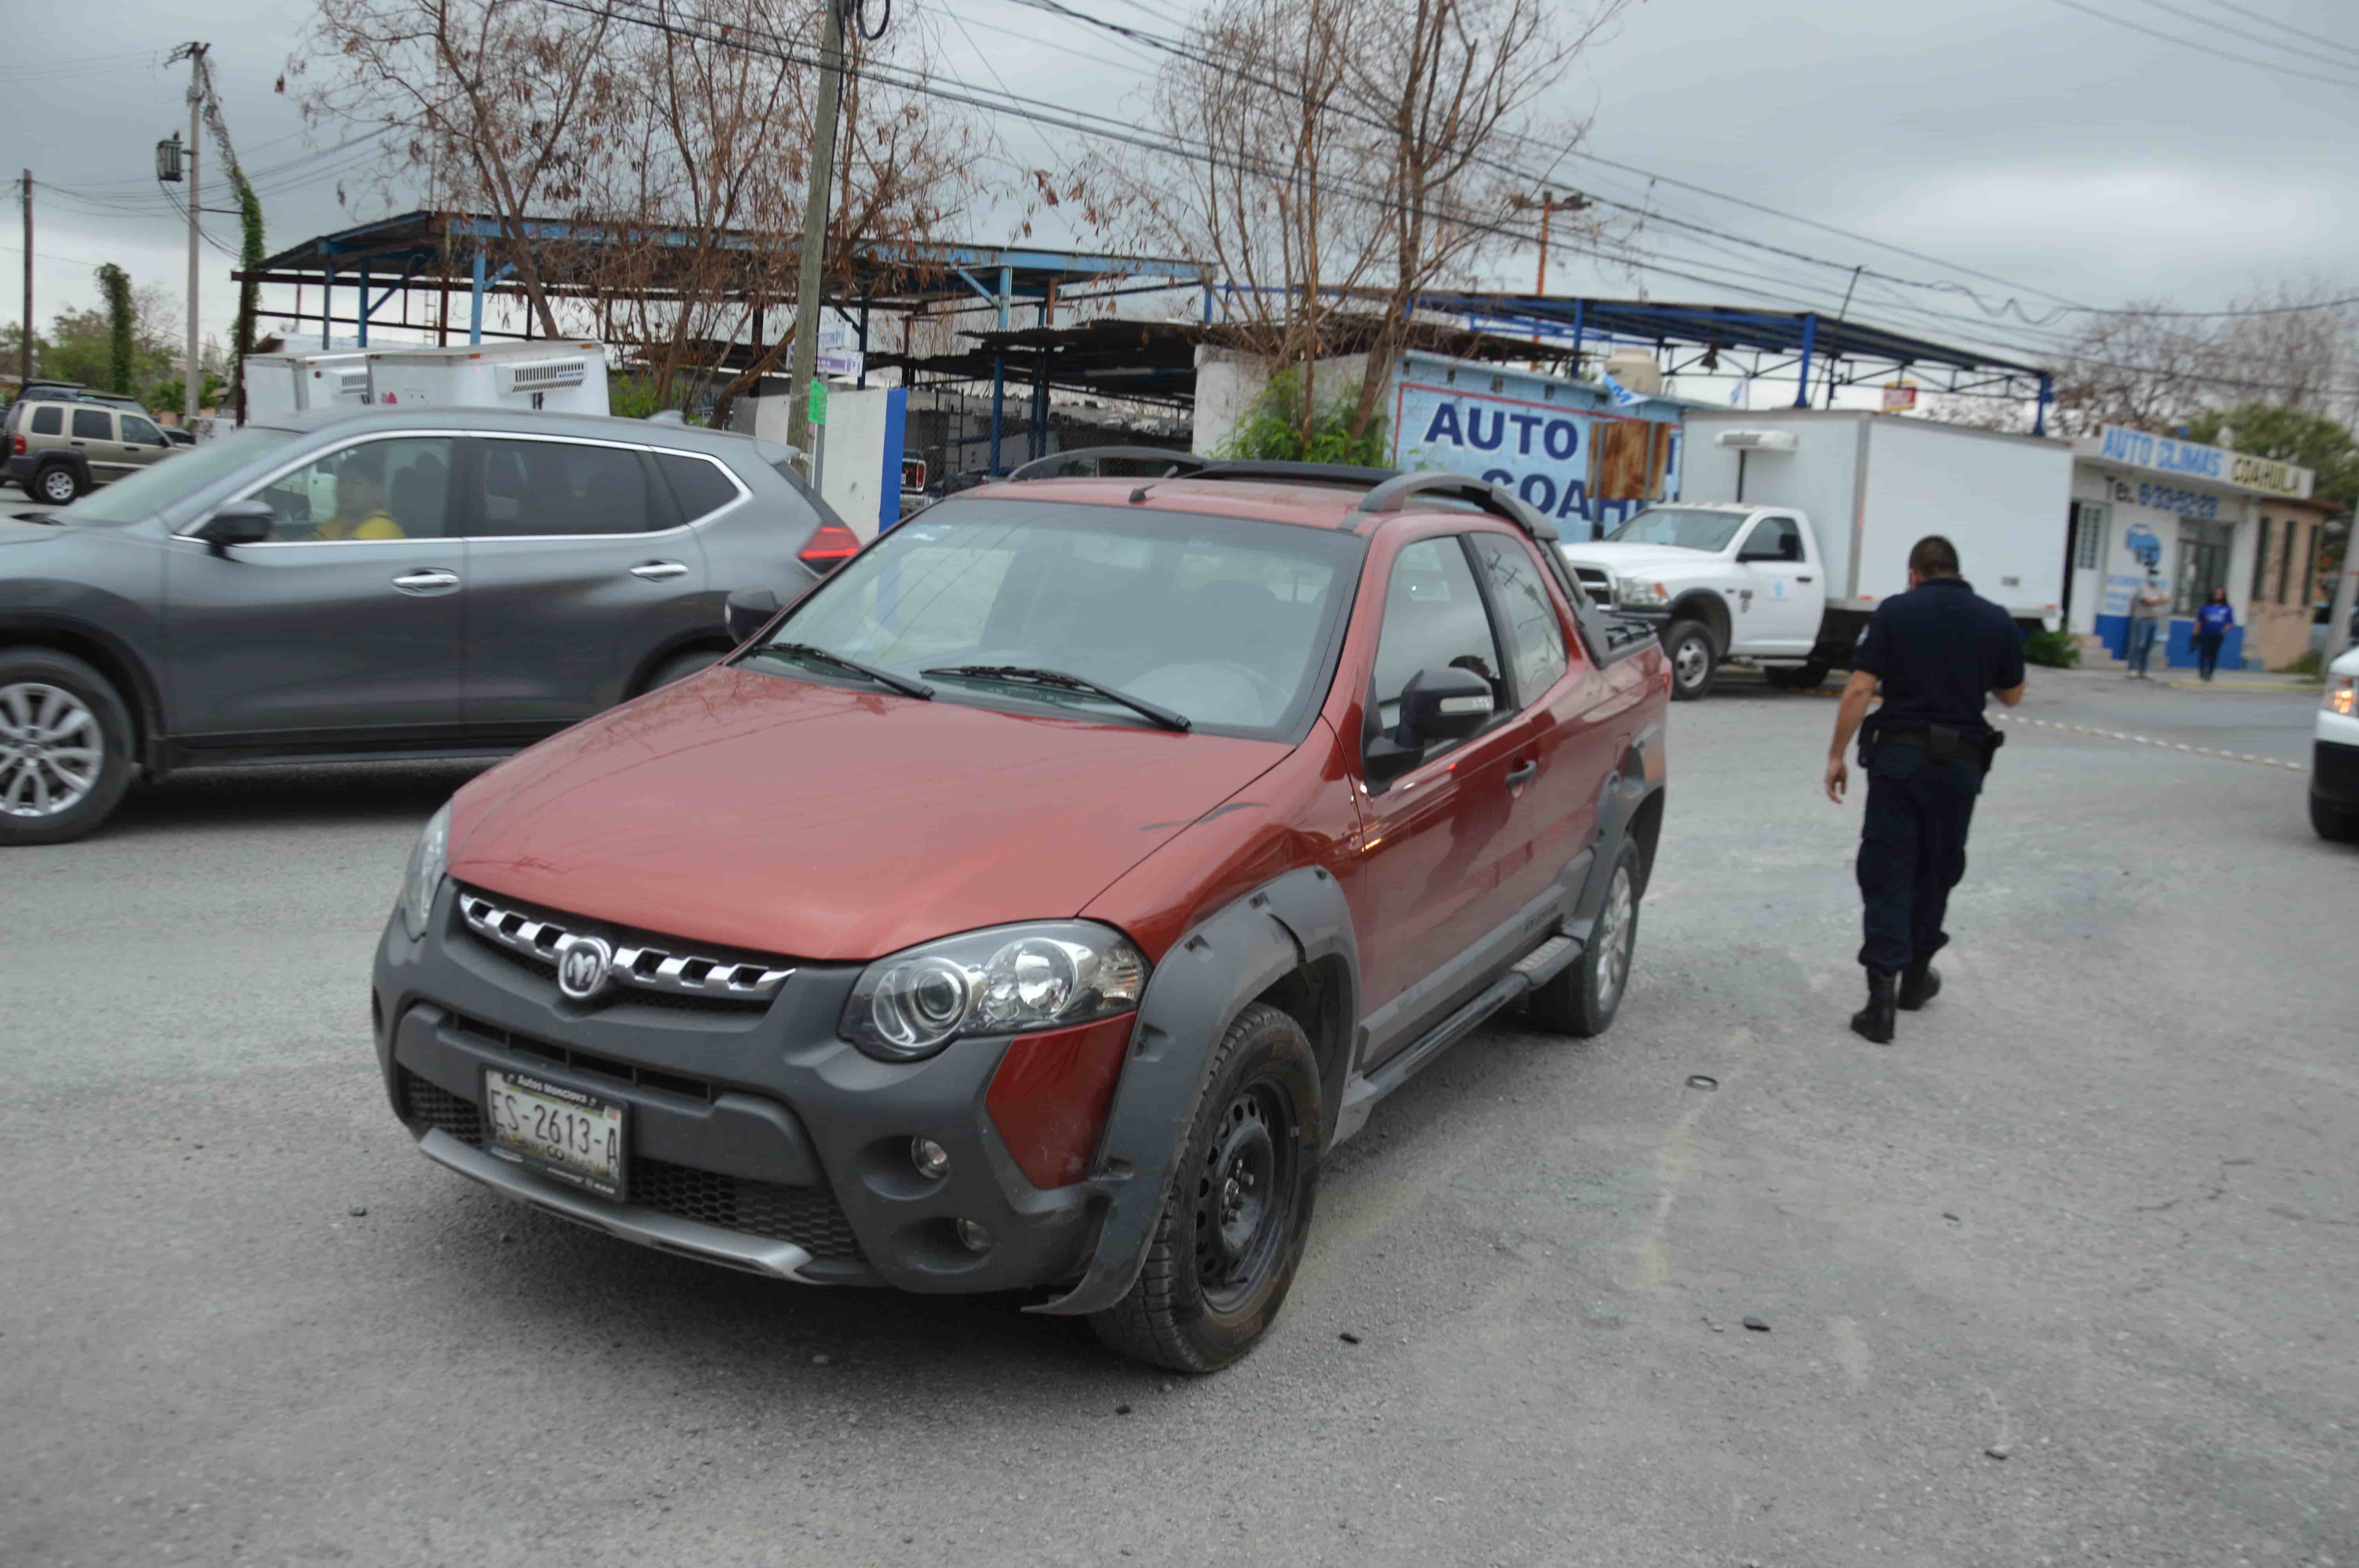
457,891,795,1002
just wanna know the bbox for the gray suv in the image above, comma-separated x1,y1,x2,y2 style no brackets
0,405,853,845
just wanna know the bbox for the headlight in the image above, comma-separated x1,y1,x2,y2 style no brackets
2326,675,2356,717
842,921,1149,1062
1619,579,1670,608
398,802,451,941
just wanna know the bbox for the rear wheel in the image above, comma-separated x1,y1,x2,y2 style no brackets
0,649,136,846
1089,1002,1321,1374
34,463,83,506
644,648,724,692
2313,793,2359,844
1530,840,1643,1038
1661,620,1717,701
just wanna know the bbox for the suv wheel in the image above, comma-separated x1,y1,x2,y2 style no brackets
1661,620,1717,701
1530,840,1643,1037
34,463,83,506
645,648,724,691
2313,793,2359,844
1090,1002,1321,1374
0,649,136,846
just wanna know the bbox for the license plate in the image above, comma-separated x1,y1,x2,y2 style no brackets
482,1068,627,1201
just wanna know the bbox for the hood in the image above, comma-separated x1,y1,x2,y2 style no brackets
1556,541,1726,578
449,665,1290,961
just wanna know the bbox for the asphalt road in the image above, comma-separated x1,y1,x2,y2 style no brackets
4,668,2354,1568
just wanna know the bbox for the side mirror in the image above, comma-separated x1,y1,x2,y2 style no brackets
1364,666,1496,787
725,585,782,642
191,499,276,552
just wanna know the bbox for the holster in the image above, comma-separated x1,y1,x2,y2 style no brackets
1977,729,2006,776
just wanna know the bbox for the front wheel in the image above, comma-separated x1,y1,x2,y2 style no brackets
2314,793,2359,844
1530,840,1643,1038
0,648,136,846
1661,620,1717,701
1089,1002,1321,1374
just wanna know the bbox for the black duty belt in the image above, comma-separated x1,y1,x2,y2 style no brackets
1872,724,2003,772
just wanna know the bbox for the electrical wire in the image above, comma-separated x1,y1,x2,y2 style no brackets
2117,0,2359,63
2047,0,2359,89
2186,0,2359,61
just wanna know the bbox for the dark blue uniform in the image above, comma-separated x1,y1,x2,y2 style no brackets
1850,577,2024,976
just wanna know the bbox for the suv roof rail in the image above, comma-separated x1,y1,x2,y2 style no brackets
1351,471,1560,542
1004,447,1204,482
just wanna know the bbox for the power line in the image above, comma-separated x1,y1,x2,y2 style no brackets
2113,0,2359,62
2187,0,2359,61
2048,0,2359,88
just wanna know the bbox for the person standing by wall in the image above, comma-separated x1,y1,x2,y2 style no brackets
2126,567,2169,679
1824,536,2027,1045
2193,587,2234,682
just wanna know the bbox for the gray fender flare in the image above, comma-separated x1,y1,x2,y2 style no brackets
1028,864,1359,1317
1569,723,1665,938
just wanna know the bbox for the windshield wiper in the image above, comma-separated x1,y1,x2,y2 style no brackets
921,665,1192,732
751,641,934,700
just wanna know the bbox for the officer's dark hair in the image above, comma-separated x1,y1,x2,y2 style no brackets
1908,535,1961,578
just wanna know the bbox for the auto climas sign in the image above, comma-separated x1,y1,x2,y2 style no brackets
1387,366,1679,541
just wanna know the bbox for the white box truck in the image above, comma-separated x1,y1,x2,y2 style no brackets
365,340,611,416
243,350,373,421
1558,409,2072,699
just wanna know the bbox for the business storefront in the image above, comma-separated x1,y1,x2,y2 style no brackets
2066,426,2318,671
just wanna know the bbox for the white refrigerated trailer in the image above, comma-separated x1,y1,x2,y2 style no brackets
243,350,373,421
364,341,611,416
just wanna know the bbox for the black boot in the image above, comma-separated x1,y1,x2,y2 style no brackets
1850,970,1898,1044
1897,960,1942,1011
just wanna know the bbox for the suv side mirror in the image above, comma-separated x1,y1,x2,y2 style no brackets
1363,666,1496,787
191,499,276,552
725,586,781,642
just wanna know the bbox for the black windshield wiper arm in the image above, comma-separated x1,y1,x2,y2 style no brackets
753,642,934,700
921,665,1191,732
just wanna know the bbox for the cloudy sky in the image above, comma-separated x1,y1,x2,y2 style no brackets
5,0,2354,381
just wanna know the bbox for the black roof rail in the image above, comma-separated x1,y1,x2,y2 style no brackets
1004,447,1204,482
1351,472,1560,542
1192,461,1401,488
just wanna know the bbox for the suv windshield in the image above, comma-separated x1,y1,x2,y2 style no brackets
1605,507,1748,552
751,498,1365,737
45,428,296,524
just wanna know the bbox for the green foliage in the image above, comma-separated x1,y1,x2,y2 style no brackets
2279,648,2322,678
96,265,135,395
1216,367,1388,467
2023,628,2081,668
2182,402,2359,510
145,373,226,416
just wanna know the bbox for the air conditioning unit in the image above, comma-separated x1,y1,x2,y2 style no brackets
336,369,372,398
498,357,589,396
1713,430,1799,452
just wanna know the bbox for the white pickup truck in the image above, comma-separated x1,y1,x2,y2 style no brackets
1560,409,2074,700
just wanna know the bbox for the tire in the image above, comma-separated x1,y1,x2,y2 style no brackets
33,463,84,506
644,648,724,692
1530,840,1643,1038
1089,1002,1322,1374
0,648,137,846
2313,793,2359,844
1661,619,1717,701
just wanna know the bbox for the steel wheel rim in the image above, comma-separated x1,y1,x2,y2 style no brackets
1596,866,1636,1009
1193,1078,1296,1313
0,682,103,818
1674,637,1708,687
39,470,76,503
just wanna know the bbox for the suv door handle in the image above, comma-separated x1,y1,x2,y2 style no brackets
1505,759,1539,787
392,569,461,594
629,560,689,581
1796,574,1814,582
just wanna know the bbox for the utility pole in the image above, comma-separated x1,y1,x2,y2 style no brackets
18,171,29,389
783,0,849,467
178,42,208,426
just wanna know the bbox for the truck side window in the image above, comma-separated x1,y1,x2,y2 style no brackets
1469,533,1570,699
71,408,113,442
29,405,62,436
1744,516,1803,561
1372,537,1507,731
120,415,165,447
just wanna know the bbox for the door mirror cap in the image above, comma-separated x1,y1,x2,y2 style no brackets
1364,665,1496,787
725,585,782,642
191,498,275,550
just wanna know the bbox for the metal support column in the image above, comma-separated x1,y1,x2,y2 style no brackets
358,261,370,348
2034,374,2054,437
990,356,1006,476
1201,283,1213,324
1570,299,1585,377
468,252,486,345
857,298,870,390
1030,299,1050,461
1794,315,1818,408
321,267,333,349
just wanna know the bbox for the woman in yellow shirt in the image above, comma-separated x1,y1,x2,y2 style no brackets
314,467,405,540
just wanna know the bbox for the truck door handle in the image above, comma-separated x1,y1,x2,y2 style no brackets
1505,759,1539,787
1797,574,1814,583
629,560,689,581
391,569,461,594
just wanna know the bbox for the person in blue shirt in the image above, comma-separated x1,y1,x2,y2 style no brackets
2193,588,2235,681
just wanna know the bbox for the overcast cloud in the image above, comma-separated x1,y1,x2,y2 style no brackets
5,0,2354,373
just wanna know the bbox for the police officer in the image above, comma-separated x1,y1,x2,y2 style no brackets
1824,535,2026,1044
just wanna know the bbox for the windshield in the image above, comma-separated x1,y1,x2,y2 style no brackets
1604,506,1747,552
752,498,1365,737
44,428,297,525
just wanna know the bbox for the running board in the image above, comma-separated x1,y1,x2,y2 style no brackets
1333,931,1583,1142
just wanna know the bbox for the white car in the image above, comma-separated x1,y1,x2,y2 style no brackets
2315,644,2359,842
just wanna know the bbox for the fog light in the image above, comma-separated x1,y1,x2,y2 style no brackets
956,1218,994,1253
910,1136,951,1180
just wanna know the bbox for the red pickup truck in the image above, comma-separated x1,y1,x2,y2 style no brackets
372,454,1671,1371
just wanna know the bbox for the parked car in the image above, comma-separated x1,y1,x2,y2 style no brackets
0,405,856,844
372,453,1672,1371
5,397,184,502
2313,644,2359,842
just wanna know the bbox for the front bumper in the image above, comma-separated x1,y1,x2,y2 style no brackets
2315,737,2359,809
372,882,1101,1294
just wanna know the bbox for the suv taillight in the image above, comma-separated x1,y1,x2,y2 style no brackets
798,522,860,573
9,434,21,457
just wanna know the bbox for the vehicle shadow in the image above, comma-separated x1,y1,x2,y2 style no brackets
103,760,496,838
